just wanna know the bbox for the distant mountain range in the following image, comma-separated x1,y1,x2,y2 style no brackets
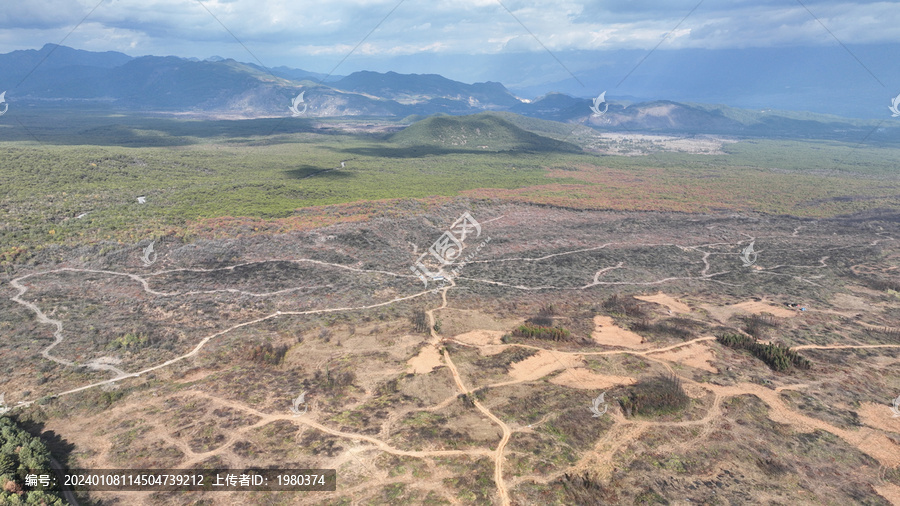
0,44,897,141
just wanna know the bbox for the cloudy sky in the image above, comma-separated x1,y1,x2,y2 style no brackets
3,1,898,68
1,0,898,113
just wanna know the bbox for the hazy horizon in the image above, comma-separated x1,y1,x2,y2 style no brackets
2,1,899,117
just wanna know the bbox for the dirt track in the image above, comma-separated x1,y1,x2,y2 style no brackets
7,233,900,504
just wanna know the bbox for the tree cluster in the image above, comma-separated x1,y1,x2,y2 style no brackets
511,323,572,342
410,309,429,334
0,417,64,505
717,333,810,371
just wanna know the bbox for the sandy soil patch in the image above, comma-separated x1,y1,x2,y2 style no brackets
549,368,635,390
407,345,443,374
507,350,584,383
591,315,647,348
479,345,510,357
869,355,900,368
874,483,900,506
854,432,900,468
634,293,691,313
439,308,524,337
88,356,121,365
832,293,878,312
447,413,503,441
732,301,796,317
453,329,505,347
175,368,215,384
847,284,888,297
857,402,900,434
701,299,795,323
649,342,719,373
682,382,711,399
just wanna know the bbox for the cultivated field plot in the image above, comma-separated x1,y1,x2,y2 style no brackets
1,203,899,504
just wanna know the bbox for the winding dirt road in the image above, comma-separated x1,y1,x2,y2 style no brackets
6,231,899,504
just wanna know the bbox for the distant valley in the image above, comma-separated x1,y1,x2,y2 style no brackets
1,44,898,142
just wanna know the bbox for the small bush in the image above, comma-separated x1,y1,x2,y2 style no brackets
631,318,653,332
603,294,646,318
619,374,689,418
245,343,289,365
526,304,556,327
631,318,695,340
558,472,618,504
108,332,151,350
314,367,356,393
651,321,695,340
756,456,790,476
742,314,779,338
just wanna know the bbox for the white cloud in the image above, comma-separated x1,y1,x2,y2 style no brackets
1,0,898,67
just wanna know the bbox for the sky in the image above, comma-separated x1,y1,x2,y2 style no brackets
2,1,899,74
1,1,899,115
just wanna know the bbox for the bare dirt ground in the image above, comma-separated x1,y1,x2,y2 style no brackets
407,345,443,374
832,292,879,311
590,315,647,348
3,204,899,505
857,402,900,433
634,292,692,313
549,368,636,390
453,329,506,348
506,350,585,383
701,298,797,322
647,341,719,373
875,484,900,505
